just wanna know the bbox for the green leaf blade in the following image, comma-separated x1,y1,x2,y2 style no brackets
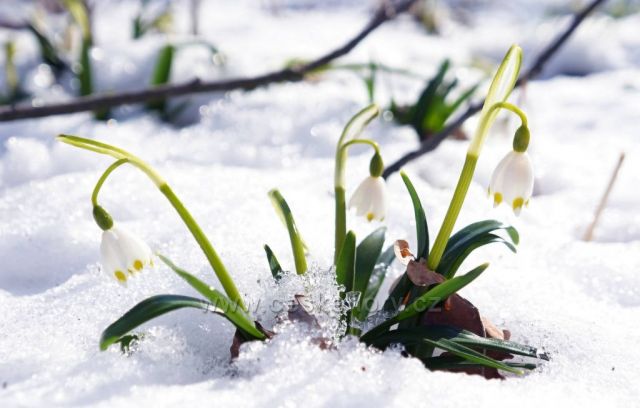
400,171,429,260
336,231,357,293
100,294,218,351
439,220,518,278
268,189,307,274
264,244,284,282
158,255,265,340
357,244,395,321
147,44,175,112
353,227,386,299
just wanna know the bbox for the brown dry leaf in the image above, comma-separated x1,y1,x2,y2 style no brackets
394,240,415,265
406,260,444,287
420,293,484,336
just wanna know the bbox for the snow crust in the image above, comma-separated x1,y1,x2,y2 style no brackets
1,0,639,406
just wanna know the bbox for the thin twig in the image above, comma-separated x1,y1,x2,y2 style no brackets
0,0,418,122
582,153,625,242
382,0,608,179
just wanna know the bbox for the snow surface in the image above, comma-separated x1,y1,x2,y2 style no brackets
1,0,640,406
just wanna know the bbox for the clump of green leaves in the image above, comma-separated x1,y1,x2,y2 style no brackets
390,59,479,141
346,172,543,376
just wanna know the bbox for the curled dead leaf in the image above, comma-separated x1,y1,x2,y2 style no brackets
394,240,415,265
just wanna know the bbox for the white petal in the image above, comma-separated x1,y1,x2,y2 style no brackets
489,151,534,212
348,176,387,221
501,153,534,204
112,226,152,273
369,178,387,220
100,229,129,283
489,151,517,195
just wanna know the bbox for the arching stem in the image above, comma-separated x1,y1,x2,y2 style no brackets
58,135,247,312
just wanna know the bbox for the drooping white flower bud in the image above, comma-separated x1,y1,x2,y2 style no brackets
100,225,153,284
348,176,387,222
488,151,534,215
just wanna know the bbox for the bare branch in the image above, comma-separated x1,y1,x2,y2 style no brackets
0,0,418,122
383,0,608,179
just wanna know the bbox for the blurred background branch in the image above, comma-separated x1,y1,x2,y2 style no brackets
0,0,419,122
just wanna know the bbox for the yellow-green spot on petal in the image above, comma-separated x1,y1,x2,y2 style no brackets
114,270,127,282
493,192,503,207
133,259,143,271
513,197,525,211
366,212,374,222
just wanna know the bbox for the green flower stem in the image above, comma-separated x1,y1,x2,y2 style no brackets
91,158,129,206
340,138,380,155
485,102,528,128
334,185,347,263
57,135,247,312
467,45,522,156
334,139,380,263
268,189,307,275
160,184,246,311
58,135,165,186
426,46,524,271
427,154,478,270
334,104,379,263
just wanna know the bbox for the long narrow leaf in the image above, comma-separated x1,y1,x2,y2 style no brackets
264,244,283,282
364,325,541,359
353,227,386,305
444,82,480,118
445,220,518,252
416,338,523,374
268,189,307,274
27,24,67,72
158,255,265,340
357,244,395,321
339,103,380,144
440,220,517,279
400,171,429,260
147,44,175,111
411,60,449,132
420,355,536,371
336,231,356,293
438,233,516,279
100,294,220,350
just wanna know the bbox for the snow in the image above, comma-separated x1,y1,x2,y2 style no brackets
1,0,640,406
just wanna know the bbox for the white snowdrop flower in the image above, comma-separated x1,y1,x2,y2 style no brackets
100,225,153,284
488,150,534,215
349,176,387,222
